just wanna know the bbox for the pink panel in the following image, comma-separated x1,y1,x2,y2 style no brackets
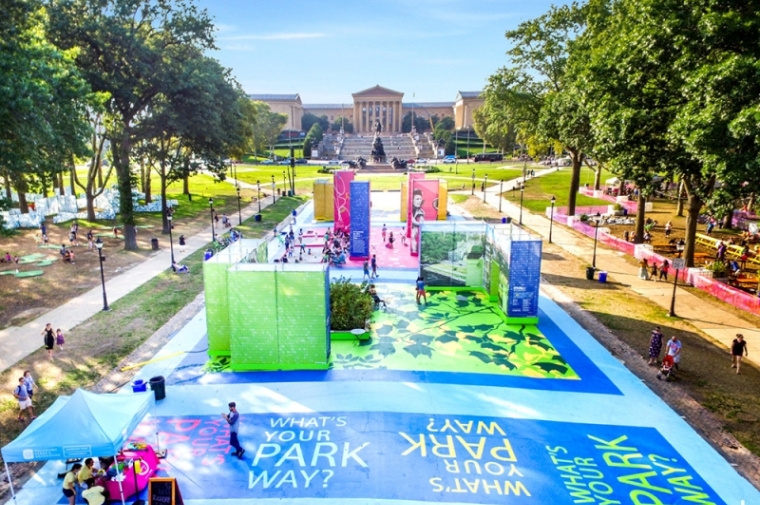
333,171,354,233
408,179,439,256
406,172,425,238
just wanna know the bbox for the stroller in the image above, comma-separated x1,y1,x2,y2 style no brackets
657,355,676,381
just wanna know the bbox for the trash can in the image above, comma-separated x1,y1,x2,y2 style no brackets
151,238,159,250
598,271,608,283
287,190,294,197
585,266,595,280
292,210,297,216
149,376,166,401
501,217,507,224
254,214,262,222
131,380,147,393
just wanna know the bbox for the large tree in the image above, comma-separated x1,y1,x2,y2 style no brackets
48,0,216,250
485,3,588,215
0,0,90,212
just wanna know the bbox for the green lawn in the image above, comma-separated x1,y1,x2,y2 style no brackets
500,167,612,212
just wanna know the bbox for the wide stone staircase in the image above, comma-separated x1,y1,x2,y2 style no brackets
339,135,417,160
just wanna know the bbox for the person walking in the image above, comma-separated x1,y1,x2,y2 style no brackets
23,370,37,400
665,335,682,371
56,328,65,350
659,260,670,282
381,224,387,243
41,323,55,359
179,234,186,253
371,254,378,279
638,258,649,280
222,401,244,459
86,230,94,252
648,326,664,366
649,261,659,281
731,334,748,374
664,221,672,237
416,276,427,305
13,377,35,422
363,259,370,281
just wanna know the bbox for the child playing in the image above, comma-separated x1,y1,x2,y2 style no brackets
56,329,65,351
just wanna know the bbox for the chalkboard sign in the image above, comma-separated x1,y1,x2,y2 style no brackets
148,477,184,505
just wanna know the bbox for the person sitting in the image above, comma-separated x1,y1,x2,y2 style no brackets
386,232,395,248
368,284,386,309
643,231,652,243
3,252,11,263
172,261,189,273
82,485,110,505
333,251,346,266
78,457,96,488
203,249,214,261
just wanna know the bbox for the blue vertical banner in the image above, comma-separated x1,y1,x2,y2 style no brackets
349,180,370,258
507,240,541,318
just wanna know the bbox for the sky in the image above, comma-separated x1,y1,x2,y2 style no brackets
198,0,561,104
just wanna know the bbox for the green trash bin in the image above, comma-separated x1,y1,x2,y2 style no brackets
149,376,166,401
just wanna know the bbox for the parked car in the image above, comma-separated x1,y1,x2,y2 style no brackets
260,159,274,165
415,158,428,164
279,159,292,165
327,159,341,165
294,158,308,164
406,159,416,165
442,155,457,164
473,153,504,163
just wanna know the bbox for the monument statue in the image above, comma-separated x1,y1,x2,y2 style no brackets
371,136,386,163
374,119,382,134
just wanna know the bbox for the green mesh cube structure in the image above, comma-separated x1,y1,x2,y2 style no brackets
203,239,266,356
226,264,329,371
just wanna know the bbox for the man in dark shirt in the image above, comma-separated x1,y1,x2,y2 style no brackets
222,402,244,459
731,334,749,375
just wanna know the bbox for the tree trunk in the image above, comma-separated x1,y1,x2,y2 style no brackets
634,193,646,244
58,171,65,196
160,161,169,235
15,175,29,213
567,150,582,216
676,179,685,217
618,178,626,196
722,209,733,230
97,160,103,189
69,167,75,196
112,130,138,251
142,157,152,204
683,193,702,268
86,193,96,222
593,167,602,191
3,171,11,201
46,174,53,198
748,192,755,214
183,174,190,195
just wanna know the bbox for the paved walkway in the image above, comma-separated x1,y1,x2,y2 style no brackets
452,170,760,367
0,184,275,373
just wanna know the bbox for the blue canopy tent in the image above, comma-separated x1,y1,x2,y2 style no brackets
2,389,155,505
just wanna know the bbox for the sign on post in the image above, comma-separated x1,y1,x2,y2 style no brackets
673,258,685,270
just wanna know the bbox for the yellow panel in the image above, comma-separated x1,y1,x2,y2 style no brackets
313,181,325,220
400,182,408,222
325,182,334,221
438,180,448,220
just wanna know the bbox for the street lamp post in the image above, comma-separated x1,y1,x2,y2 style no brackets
271,175,276,203
499,179,504,212
592,213,601,268
95,238,109,311
236,185,242,225
668,260,684,317
257,180,262,214
209,198,215,241
454,128,459,175
519,183,525,225
466,125,470,164
282,171,286,196
549,196,556,243
167,213,175,268
471,168,475,196
483,173,488,203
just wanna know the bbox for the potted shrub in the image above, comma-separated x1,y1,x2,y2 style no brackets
705,261,728,279
329,277,373,338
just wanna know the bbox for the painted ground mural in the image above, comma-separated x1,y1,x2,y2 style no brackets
201,285,577,380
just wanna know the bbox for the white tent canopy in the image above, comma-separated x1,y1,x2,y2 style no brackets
2,389,154,504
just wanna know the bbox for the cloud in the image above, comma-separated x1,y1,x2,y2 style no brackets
220,32,326,41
